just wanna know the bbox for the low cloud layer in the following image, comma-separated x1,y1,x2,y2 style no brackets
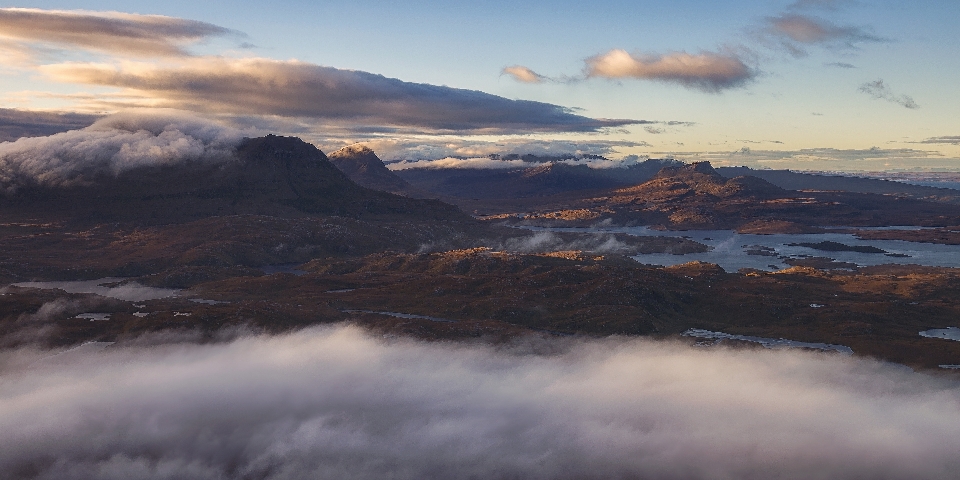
44,57,640,133
919,136,960,146
1,325,958,479
353,138,654,162
690,146,959,171
501,231,634,254
585,49,755,92
0,108,99,142
0,8,233,58
0,111,245,192
859,79,919,109
387,154,655,171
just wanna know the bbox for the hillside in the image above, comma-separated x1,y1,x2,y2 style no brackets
327,144,414,195
0,135,484,280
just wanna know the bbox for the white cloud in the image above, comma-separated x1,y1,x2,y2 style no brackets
502,65,547,83
0,110,247,192
2,325,959,479
584,49,755,92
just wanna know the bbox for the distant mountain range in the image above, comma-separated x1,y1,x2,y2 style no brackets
717,167,960,203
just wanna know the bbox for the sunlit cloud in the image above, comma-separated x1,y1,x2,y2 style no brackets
2,325,959,479
584,49,756,92
859,79,919,109
42,57,642,133
0,8,234,58
501,65,547,83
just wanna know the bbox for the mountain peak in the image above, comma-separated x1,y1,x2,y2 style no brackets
331,144,376,156
327,144,411,194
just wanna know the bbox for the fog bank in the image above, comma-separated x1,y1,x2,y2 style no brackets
2,325,959,479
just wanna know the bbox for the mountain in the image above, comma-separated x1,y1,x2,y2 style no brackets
517,161,960,230
1,135,467,225
327,144,413,195
393,158,681,201
717,166,960,204
0,135,483,278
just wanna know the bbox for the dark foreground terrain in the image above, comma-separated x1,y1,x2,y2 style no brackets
3,137,960,372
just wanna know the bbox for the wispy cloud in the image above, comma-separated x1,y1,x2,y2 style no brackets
0,8,234,58
859,79,919,109
2,326,960,479
43,57,641,133
501,65,547,84
760,13,886,57
824,61,856,68
788,0,858,12
917,136,960,145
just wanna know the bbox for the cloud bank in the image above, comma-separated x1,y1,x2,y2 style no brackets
338,138,654,163
859,79,919,109
0,8,233,58
0,111,245,192
2,325,959,479
584,49,755,92
387,154,657,171
44,57,640,133
0,108,99,142
919,136,960,146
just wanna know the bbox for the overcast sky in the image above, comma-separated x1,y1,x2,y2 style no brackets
1,0,958,170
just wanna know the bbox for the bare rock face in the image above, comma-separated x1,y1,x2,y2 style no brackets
327,144,412,194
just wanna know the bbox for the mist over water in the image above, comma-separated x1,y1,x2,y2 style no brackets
2,325,959,479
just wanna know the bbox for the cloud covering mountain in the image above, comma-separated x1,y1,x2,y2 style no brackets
2,325,959,479
0,111,244,192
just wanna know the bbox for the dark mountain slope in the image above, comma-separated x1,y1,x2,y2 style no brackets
394,158,681,200
327,145,413,195
0,135,483,278
1,135,469,225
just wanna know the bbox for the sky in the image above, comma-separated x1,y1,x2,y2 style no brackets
0,0,958,171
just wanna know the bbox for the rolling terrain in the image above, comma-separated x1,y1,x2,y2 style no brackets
3,139,960,372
